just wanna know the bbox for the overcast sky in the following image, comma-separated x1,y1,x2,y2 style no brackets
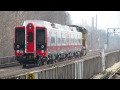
68,11,120,30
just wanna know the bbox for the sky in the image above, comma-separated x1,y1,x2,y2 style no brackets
68,11,120,30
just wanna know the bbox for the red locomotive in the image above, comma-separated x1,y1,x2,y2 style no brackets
14,20,87,67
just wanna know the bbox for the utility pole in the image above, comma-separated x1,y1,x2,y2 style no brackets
107,28,109,49
96,15,100,49
96,15,97,31
91,17,94,49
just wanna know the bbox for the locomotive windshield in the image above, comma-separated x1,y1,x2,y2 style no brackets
14,27,25,50
15,28,25,44
36,28,45,44
36,27,46,50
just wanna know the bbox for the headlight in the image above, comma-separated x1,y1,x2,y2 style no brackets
17,45,20,48
41,50,44,53
17,50,19,53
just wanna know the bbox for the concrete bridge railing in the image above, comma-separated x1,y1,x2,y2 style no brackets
2,50,120,79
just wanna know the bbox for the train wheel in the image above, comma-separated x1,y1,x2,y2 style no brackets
72,57,75,60
66,58,68,61
20,62,22,65
37,60,41,67
65,57,68,61
43,61,47,65
55,59,58,63
23,64,26,68
63,58,65,61
78,56,80,59
53,60,55,64
84,50,87,56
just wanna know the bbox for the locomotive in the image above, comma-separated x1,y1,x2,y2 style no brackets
14,20,87,67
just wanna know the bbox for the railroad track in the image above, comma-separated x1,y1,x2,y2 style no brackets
101,69,120,79
0,58,82,79
0,49,118,69
0,50,100,78
0,49,114,69
0,49,119,79
0,49,100,69
0,62,20,69
108,67,120,79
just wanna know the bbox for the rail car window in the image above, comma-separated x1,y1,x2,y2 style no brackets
48,31,50,45
62,38,66,43
61,32,67,44
57,31,61,45
15,28,25,44
36,28,45,44
57,38,61,44
78,39,81,44
28,32,33,42
51,37,55,44
50,30,56,45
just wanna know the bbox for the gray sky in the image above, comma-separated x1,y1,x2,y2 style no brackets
68,11,120,30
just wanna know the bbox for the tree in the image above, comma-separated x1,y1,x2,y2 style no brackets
0,11,71,57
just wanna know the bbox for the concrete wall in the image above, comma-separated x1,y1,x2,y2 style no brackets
82,56,102,79
0,56,16,65
38,63,75,79
4,50,120,79
105,50,120,69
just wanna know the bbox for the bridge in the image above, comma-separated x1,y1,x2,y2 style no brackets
0,49,120,79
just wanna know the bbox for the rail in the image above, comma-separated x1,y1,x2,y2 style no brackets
0,55,19,68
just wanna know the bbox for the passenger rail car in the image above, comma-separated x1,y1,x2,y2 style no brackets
14,20,87,67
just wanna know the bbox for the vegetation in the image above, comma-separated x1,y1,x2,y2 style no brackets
0,11,120,57
0,11,71,57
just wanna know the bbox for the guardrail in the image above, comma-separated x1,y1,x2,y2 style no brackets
1,49,120,79
0,56,19,68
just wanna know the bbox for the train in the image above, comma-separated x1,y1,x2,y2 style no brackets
14,20,87,67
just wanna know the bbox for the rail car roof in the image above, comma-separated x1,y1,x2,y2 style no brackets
23,20,81,32
68,25,88,33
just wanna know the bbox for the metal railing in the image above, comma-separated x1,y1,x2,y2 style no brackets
0,55,19,68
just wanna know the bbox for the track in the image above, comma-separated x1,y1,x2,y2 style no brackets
0,49,118,79
0,58,82,79
0,49,117,69
0,56,20,69
0,50,100,78
0,49,100,69
100,69,120,79
108,67,120,79
0,62,20,69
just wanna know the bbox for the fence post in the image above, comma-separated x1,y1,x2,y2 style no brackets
81,59,84,79
75,59,84,79
101,49,105,71
75,62,77,79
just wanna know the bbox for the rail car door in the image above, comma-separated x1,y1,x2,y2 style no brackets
26,23,34,53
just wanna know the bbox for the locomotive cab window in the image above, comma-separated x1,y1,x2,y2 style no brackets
15,27,25,50
28,32,33,42
36,27,45,44
36,27,46,50
15,28,25,44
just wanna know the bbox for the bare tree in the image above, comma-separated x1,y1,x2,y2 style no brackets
0,11,71,57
